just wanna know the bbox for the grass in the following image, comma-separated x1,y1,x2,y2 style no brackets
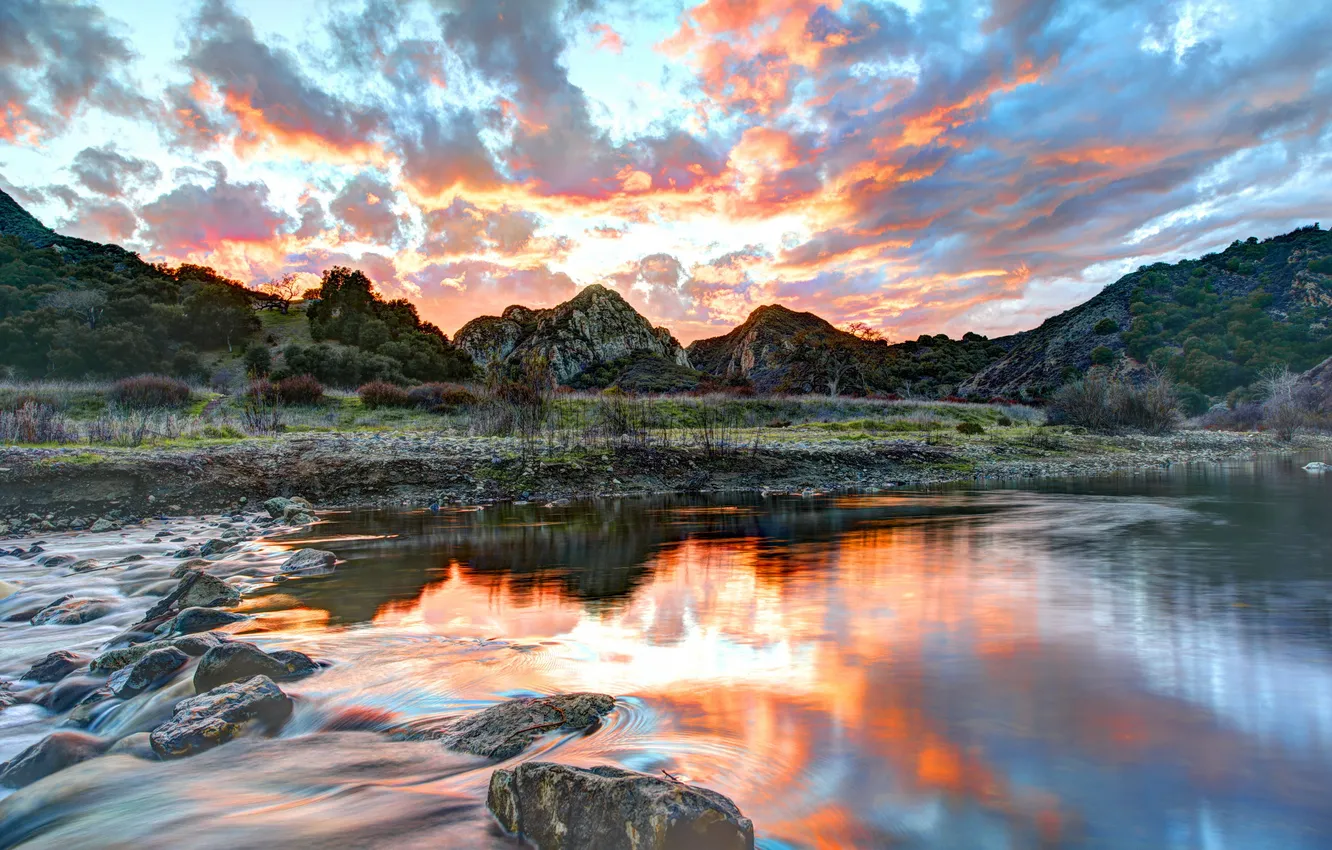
0,379,1049,449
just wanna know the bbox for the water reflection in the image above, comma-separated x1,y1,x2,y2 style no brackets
244,458,1332,848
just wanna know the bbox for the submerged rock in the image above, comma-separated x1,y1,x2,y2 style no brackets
31,597,115,625
280,548,336,574
106,732,157,760
108,647,189,698
0,731,111,789
91,631,228,673
1304,461,1328,472
150,675,293,758
421,693,614,759
155,607,249,637
36,676,105,712
487,762,754,850
21,650,88,683
193,642,318,693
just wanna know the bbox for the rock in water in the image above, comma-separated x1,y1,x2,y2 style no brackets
1304,461,1328,472
30,597,115,625
280,548,336,573
193,642,318,692
91,631,227,673
150,676,293,758
263,497,293,518
0,731,111,788
108,647,189,698
433,693,615,759
142,572,240,622
487,762,754,850
155,607,249,637
21,650,88,683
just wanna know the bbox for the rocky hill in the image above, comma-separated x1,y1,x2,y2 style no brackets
964,225,1332,400
0,187,143,268
687,304,1007,395
454,284,691,384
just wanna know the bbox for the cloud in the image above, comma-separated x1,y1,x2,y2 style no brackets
329,172,406,245
422,198,542,256
69,144,161,197
0,0,149,143
408,259,579,332
56,198,139,243
589,23,624,54
137,165,291,254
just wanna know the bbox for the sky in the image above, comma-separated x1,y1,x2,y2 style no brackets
2,0,1330,343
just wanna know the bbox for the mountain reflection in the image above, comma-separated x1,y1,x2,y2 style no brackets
267,462,1332,848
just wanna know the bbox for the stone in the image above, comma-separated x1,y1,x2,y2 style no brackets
106,731,157,760
91,631,227,673
36,676,105,713
69,558,101,572
155,607,249,637
170,557,212,578
1304,461,1328,472
37,553,75,568
268,649,321,679
117,553,146,564
90,518,117,533
193,642,317,693
199,538,232,557
263,497,294,518
21,650,88,683
429,693,614,759
487,762,754,850
149,676,293,758
280,548,336,573
31,597,115,625
108,647,189,698
0,731,111,788
143,572,240,621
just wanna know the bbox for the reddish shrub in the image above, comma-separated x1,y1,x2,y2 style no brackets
245,378,279,405
109,375,192,409
275,374,324,405
358,381,411,409
942,395,969,404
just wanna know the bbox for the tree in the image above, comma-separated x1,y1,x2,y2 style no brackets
788,331,865,396
244,344,272,377
185,283,259,352
844,321,884,342
259,272,303,314
40,289,106,329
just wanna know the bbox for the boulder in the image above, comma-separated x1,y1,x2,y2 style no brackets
170,557,212,578
280,548,336,574
90,518,117,533
106,731,157,760
91,631,227,673
0,731,111,788
199,538,232,557
155,607,249,637
31,597,115,625
108,647,189,698
1304,461,1328,472
150,675,293,758
263,497,293,518
21,650,88,683
428,693,614,759
193,642,318,693
36,676,105,712
37,553,75,568
142,572,240,622
487,762,754,850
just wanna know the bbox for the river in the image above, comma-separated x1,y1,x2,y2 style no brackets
2,455,1330,848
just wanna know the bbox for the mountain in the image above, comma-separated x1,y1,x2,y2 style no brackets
0,188,143,268
454,284,691,384
963,225,1332,400
687,304,1009,395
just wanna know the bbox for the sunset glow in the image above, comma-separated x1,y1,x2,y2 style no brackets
3,0,1330,341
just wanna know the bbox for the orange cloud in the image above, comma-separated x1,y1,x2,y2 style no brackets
590,23,624,54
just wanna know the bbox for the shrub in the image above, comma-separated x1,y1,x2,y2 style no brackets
0,402,76,444
0,391,58,412
244,345,272,377
1093,318,1119,334
996,415,1013,427
108,375,192,410
956,422,985,435
358,380,411,409
244,378,279,405
1047,368,1179,434
275,374,324,405
407,382,478,411
1090,346,1116,366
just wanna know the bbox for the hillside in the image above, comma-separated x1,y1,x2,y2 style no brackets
0,187,145,269
455,284,691,384
687,304,1008,395
964,225,1332,401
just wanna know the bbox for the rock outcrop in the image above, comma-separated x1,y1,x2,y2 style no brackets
687,304,843,391
487,762,754,850
455,285,690,384
150,676,294,758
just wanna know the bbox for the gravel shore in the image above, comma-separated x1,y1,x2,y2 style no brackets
1,429,1328,530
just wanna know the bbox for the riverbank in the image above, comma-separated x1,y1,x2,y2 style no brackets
2,427,1328,531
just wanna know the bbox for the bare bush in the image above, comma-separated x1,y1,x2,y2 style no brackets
1047,368,1179,434
0,402,76,444
108,375,192,410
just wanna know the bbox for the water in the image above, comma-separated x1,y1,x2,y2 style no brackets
2,456,1331,848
